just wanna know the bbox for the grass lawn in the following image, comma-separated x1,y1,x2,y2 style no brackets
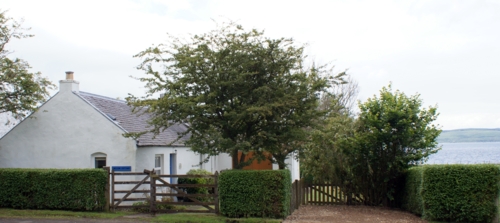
0,208,282,223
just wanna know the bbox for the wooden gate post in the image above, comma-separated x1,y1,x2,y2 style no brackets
294,179,300,210
111,168,115,211
103,166,110,212
214,171,219,215
149,169,157,216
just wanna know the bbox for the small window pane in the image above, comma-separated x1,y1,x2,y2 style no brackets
95,157,106,169
155,156,161,168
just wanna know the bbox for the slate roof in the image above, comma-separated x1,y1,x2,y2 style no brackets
76,91,189,147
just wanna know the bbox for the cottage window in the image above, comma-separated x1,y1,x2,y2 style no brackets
154,154,163,175
91,152,107,169
95,157,106,168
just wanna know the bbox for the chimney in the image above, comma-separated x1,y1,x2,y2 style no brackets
66,71,74,80
59,71,79,93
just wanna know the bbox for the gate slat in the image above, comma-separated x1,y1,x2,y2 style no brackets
112,170,219,214
155,176,215,211
113,175,150,207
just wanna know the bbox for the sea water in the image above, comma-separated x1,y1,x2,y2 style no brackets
425,142,500,164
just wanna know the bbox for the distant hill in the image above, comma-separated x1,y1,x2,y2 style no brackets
438,128,500,143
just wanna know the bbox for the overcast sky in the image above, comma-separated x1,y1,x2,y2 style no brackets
3,0,500,130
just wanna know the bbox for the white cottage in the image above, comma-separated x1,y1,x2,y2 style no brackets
0,72,300,180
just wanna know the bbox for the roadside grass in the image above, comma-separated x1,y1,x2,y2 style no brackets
0,208,282,223
0,208,129,219
154,213,281,223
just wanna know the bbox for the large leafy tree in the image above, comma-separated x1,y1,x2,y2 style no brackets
0,10,55,123
128,22,344,169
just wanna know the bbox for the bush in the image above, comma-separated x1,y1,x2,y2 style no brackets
0,168,107,211
401,167,424,216
132,196,176,212
422,164,499,223
400,164,500,223
219,169,291,219
178,169,214,202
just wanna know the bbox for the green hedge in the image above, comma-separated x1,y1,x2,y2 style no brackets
219,169,291,219
401,167,424,216
422,164,499,223
0,168,107,211
401,164,500,223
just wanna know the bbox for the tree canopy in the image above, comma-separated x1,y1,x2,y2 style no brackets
0,10,55,123
128,22,345,169
302,84,441,206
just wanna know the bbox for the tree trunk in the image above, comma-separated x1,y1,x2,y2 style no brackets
231,149,240,169
278,160,286,169
231,149,246,169
275,155,286,169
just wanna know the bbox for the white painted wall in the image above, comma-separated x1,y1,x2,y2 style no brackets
0,80,137,169
136,146,197,175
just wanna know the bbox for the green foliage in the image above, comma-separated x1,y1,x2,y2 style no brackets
303,84,441,206
341,85,441,205
302,113,357,184
421,164,500,223
0,168,107,211
127,21,345,169
0,10,55,123
219,169,291,219
132,196,175,212
178,169,214,202
401,167,424,216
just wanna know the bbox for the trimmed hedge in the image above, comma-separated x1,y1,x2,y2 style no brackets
401,167,424,216
401,164,500,223
422,164,499,223
0,168,107,211
219,169,291,219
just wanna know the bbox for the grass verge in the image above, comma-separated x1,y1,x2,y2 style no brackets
0,208,129,219
0,209,283,223
154,213,281,223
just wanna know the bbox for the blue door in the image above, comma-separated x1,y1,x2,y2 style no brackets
169,153,177,184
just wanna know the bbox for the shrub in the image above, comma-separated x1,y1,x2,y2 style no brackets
178,169,214,202
401,167,424,216
0,168,107,211
422,164,500,223
400,164,500,223
219,169,291,219
132,195,175,212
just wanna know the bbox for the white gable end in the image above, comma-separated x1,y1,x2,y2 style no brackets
0,86,137,169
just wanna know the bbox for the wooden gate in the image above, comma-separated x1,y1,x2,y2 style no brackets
290,179,354,212
110,168,219,214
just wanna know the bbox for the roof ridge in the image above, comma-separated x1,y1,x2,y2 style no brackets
78,91,127,104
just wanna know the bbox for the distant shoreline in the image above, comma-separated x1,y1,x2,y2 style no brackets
438,128,500,143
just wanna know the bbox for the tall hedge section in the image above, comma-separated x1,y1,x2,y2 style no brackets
0,168,107,211
401,164,500,223
401,167,424,216
423,164,499,223
219,169,291,218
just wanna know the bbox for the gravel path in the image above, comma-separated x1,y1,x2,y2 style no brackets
284,205,428,223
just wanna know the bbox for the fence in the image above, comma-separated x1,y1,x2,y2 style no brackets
290,179,351,212
106,168,218,215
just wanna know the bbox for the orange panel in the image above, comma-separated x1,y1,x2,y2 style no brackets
236,151,273,170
